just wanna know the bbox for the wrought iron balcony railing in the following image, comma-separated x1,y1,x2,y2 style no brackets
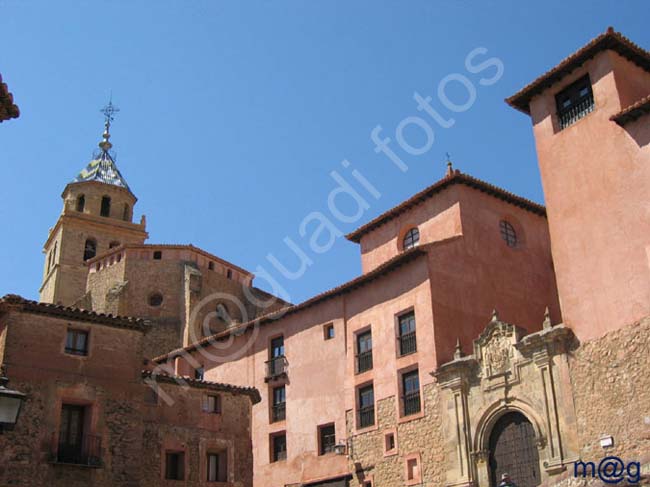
558,94,594,130
358,405,375,428
403,391,422,416
356,350,373,374
265,356,288,382
272,402,286,422
50,433,102,467
399,331,417,356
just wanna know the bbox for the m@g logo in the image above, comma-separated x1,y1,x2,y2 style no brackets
574,457,641,484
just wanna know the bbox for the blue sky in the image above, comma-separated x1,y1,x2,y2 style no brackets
1,1,647,304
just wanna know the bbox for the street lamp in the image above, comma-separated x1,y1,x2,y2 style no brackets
334,441,347,456
0,375,26,433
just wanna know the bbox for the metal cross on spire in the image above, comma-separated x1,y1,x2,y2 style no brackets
98,96,119,152
445,152,454,177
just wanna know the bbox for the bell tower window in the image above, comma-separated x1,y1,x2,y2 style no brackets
83,239,97,261
100,196,111,217
76,195,85,212
556,75,594,130
122,203,130,221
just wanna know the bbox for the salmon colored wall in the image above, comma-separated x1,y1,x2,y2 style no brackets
530,50,650,341
358,187,463,273
427,186,560,365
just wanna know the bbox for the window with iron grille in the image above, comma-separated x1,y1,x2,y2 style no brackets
499,220,517,248
402,370,421,416
272,386,286,422
65,329,89,356
358,384,375,428
356,330,373,373
398,311,417,356
271,433,287,462
556,75,594,130
403,227,420,250
319,424,336,455
165,451,185,480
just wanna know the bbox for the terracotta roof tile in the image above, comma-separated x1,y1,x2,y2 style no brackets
142,370,261,404
345,170,546,243
610,94,650,126
153,246,428,363
0,294,148,332
507,28,650,114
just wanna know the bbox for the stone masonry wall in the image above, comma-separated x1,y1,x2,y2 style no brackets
567,316,650,465
346,383,446,486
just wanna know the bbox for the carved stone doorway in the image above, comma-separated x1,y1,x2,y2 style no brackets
488,412,541,487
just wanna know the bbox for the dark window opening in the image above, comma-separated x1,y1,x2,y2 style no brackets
204,394,221,413
319,424,336,455
149,293,163,307
385,432,396,452
83,239,97,261
195,367,205,381
65,329,89,356
324,323,335,340
272,385,286,422
122,203,130,221
358,384,375,428
556,75,594,130
208,261,215,270
109,241,120,249
165,451,185,480
100,196,111,217
207,452,227,482
356,330,373,373
226,269,233,279
266,336,287,380
499,220,517,248
398,311,417,356
402,370,421,416
153,250,162,260
271,433,287,462
76,195,85,212
403,227,420,250
55,404,100,466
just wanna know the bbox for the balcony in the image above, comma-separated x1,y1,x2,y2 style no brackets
403,391,421,416
399,331,417,356
265,356,288,382
356,350,373,374
558,94,594,130
50,434,102,467
272,402,286,422
358,405,375,429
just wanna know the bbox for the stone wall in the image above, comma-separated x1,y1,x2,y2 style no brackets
567,316,650,465
345,383,446,486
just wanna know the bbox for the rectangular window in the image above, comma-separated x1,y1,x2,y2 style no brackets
271,336,285,358
324,323,335,340
207,452,227,482
356,330,373,373
272,385,286,422
65,329,89,356
165,451,185,480
153,250,162,260
267,336,287,380
271,433,287,462
319,424,336,455
57,404,85,463
358,384,375,428
402,370,421,416
204,394,221,414
398,312,417,356
195,367,205,381
555,74,594,130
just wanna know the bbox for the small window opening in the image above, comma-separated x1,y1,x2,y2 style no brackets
83,239,97,261
100,196,111,217
153,251,162,260
499,220,517,248
149,293,163,307
403,227,420,250
76,195,85,212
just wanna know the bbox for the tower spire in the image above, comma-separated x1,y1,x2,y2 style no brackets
445,152,454,177
98,97,119,152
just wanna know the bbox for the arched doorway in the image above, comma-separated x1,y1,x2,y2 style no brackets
488,412,541,487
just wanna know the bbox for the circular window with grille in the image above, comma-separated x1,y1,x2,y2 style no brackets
402,227,420,250
499,220,517,248
148,293,164,307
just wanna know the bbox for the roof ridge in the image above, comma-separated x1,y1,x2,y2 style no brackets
0,294,148,331
345,170,545,243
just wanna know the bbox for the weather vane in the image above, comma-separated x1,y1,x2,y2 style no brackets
98,95,119,152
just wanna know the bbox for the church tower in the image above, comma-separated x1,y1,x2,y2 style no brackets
507,28,650,341
39,103,148,306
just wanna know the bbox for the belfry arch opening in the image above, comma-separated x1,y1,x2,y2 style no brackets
488,412,541,487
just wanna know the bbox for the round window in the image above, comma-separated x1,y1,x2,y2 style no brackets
499,220,517,248
403,227,420,250
149,293,164,307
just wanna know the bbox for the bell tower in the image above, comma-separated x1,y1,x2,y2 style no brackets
40,102,148,306
507,28,650,341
